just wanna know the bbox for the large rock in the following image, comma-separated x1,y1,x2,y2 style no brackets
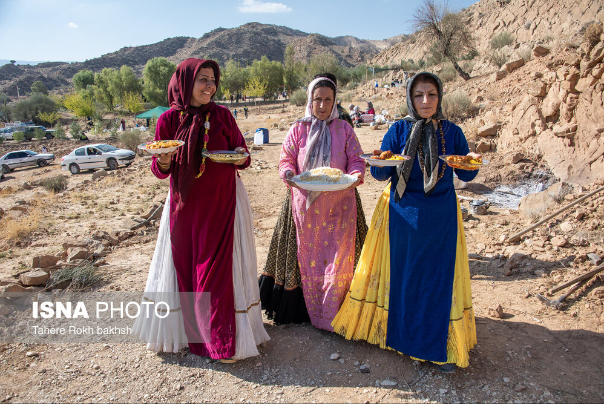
546,181,573,202
478,123,500,137
518,191,557,218
492,70,508,81
19,270,50,286
528,81,547,97
67,248,92,262
32,255,60,269
504,58,525,73
533,45,551,57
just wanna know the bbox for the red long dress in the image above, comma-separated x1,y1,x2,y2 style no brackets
151,106,250,358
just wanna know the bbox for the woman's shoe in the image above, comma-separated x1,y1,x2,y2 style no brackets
430,362,457,374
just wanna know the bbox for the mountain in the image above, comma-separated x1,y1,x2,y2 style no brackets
0,23,385,97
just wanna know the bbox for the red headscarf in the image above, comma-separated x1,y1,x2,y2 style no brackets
168,58,220,209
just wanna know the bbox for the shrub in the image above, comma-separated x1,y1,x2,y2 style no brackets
490,31,514,49
462,60,477,73
519,47,533,62
34,127,45,140
585,22,603,46
488,50,508,67
69,121,81,139
41,175,68,193
48,261,101,290
339,91,353,103
12,131,25,142
54,124,66,139
120,129,143,152
439,64,458,82
399,103,408,117
289,89,307,106
442,90,472,121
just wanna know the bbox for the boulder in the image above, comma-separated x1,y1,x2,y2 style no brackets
476,141,492,153
492,70,508,81
533,45,551,57
19,270,50,286
518,191,557,218
528,81,547,97
477,123,500,137
92,170,108,180
67,248,92,262
546,182,573,202
32,255,60,269
0,283,28,295
504,58,525,73
504,152,524,164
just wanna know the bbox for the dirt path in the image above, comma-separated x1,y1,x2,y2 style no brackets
1,105,603,403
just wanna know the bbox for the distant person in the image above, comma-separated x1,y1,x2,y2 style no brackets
374,80,378,93
120,118,126,131
366,101,375,115
243,106,248,119
41,145,48,153
233,108,238,119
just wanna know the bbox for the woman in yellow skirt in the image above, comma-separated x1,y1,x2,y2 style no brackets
332,72,479,373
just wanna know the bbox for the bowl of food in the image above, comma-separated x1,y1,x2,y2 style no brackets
439,155,488,170
202,150,249,164
291,167,357,191
138,140,185,154
361,150,410,166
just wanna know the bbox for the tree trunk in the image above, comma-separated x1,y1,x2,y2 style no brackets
450,58,470,81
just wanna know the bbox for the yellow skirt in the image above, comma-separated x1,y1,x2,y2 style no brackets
331,185,477,367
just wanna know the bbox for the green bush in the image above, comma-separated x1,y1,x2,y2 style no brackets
11,93,56,124
442,90,472,121
491,31,514,50
34,127,45,140
54,124,66,139
439,64,457,82
41,175,68,193
12,131,25,142
69,121,81,139
289,89,307,107
120,129,143,152
488,50,508,67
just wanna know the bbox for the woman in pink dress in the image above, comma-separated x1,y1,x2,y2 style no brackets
279,76,366,331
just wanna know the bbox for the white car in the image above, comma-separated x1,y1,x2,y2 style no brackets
61,144,135,174
0,150,55,173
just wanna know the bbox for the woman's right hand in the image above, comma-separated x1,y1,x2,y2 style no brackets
157,150,176,165
284,170,301,189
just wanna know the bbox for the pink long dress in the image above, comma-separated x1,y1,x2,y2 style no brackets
151,106,250,359
279,119,366,331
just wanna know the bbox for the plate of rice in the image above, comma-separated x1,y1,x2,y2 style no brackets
291,167,358,191
138,140,185,154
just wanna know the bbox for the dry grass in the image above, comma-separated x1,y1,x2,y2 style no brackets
442,90,472,121
1,211,42,242
585,22,603,46
0,186,16,196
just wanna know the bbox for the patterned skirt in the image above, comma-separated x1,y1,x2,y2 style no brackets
258,188,368,325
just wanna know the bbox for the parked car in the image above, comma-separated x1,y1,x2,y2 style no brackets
0,150,55,173
61,144,135,174
0,125,55,140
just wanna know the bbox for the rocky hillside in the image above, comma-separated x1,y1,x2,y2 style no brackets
0,23,381,97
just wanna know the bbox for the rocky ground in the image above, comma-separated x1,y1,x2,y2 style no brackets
0,104,603,403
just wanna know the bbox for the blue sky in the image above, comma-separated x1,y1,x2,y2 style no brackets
0,0,478,63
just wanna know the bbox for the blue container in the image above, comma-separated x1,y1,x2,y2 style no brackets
256,128,269,143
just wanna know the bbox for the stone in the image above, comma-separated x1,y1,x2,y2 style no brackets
22,182,32,190
518,191,557,218
25,351,39,357
559,221,573,232
439,389,448,394
547,182,573,202
573,211,585,220
477,123,500,137
330,353,340,360
534,269,546,277
141,203,161,220
0,283,28,295
505,152,524,164
380,380,397,387
591,287,604,299
19,270,50,286
504,58,525,73
492,70,508,81
587,253,602,266
67,248,91,262
32,255,60,269
551,236,567,247
0,305,9,316
476,141,492,153
360,364,370,373
488,304,504,318
570,234,589,247
503,377,511,383
515,384,528,392
528,81,547,97
533,45,551,57
91,170,108,180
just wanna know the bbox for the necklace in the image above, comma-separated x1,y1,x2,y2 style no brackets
196,113,211,178
417,120,446,181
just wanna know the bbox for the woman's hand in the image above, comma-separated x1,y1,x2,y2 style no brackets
233,147,248,165
157,150,176,165
284,170,301,189
347,172,362,189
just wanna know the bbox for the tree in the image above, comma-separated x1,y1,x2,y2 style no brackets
37,111,61,127
220,59,248,97
143,57,176,107
123,92,144,115
119,66,142,99
412,0,474,81
11,94,56,123
63,91,95,118
72,69,95,92
244,76,268,106
248,56,284,99
0,92,10,122
94,68,118,111
10,60,16,65
307,53,340,83
283,45,304,94
31,80,49,95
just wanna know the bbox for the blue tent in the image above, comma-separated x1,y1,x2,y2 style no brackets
136,106,170,119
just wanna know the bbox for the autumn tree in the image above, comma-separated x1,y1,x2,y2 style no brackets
37,111,61,127
412,0,474,81
123,92,144,115
244,76,268,106
63,92,95,118
143,57,176,107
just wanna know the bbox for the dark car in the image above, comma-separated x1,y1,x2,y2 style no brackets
0,150,55,173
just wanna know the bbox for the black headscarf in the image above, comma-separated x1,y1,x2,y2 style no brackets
394,72,445,203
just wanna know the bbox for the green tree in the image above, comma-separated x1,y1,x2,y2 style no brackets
69,121,82,139
283,45,304,94
248,56,284,99
63,92,95,118
220,59,248,98
119,66,142,99
54,124,66,139
143,57,176,107
31,80,49,95
307,53,340,82
94,68,118,111
0,92,11,122
37,111,61,127
412,0,474,81
72,69,95,92
11,94,56,123
123,92,144,115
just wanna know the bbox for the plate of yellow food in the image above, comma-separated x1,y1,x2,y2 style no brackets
439,154,488,170
361,150,411,166
202,150,250,164
138,140,185,154
291,167,357,191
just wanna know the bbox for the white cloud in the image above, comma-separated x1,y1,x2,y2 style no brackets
67,22,78,29
238,0,292,13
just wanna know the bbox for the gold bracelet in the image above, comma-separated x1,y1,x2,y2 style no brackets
157,160,171,170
